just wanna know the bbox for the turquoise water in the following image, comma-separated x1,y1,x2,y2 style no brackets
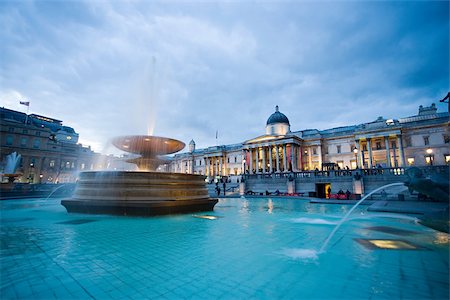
1,197,448,299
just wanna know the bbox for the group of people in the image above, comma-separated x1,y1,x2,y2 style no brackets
215,181,226,196
328,187,352,200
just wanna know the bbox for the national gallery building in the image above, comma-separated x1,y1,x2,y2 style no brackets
169,103,449,180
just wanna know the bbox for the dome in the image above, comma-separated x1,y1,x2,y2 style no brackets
266,105,290,125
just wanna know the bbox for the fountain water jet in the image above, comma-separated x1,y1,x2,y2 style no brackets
281,183,410,261
319,182,406,253
61,135,218,216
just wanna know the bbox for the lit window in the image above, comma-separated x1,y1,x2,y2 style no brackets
423,136,429,146
445,155,450,165
66,162,70,169
407,158,415,166
66,136,72,140
425,155,434,165
81,163,85,170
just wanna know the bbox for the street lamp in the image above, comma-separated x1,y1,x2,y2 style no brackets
425,148,434,165
242,159,246,175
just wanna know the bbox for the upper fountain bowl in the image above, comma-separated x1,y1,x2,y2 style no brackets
112,135,185,156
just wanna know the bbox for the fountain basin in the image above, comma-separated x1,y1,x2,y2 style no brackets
61,171,218,216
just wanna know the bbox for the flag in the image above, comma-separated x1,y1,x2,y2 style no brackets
20,101,30,106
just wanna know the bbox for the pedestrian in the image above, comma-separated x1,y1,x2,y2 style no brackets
223,182,226,196
345,190,351,200
217,187,221,196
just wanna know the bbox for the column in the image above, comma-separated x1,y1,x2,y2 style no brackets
358,140,364,168
262,147,266,173
283,144,288,172
397,135,405,167
317,145,322,170
249,149,253,174
214,157,218,176
355,140,361,168
269,146,273,173
384,136,391,168
291,144,296,172
219,156,223,176
367,138,373,168
308,147,313,170
275,145,280,172
255,147,259,173
205,157,208,176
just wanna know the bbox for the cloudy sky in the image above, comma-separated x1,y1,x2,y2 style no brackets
1,1,448,154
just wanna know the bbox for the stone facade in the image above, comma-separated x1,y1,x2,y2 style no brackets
169,103,449,181
0,107,134,183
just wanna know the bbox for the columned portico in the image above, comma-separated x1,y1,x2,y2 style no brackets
283,144,287,172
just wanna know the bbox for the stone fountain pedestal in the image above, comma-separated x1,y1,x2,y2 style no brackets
61,136,218,216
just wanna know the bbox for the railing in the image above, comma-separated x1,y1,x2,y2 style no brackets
242,165,448,180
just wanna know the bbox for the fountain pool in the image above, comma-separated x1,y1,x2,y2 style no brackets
1,197,448,299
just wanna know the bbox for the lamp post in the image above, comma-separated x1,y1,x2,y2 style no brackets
353,148,358,169
242,159,246,175
426,148,433,165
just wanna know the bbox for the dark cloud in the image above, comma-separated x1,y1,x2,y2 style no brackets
0,1,448,153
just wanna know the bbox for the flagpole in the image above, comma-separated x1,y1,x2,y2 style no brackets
216,130,218,146
25,103,29,124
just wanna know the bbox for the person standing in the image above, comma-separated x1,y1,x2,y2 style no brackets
223,182,226,196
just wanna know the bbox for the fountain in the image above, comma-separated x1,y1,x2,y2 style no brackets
61,135,218,216
1,152,22,183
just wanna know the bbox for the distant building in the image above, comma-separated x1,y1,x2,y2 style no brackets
0,107,133,183
169,103,449,180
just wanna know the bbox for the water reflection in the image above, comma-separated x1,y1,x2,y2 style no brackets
267,199,273,214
